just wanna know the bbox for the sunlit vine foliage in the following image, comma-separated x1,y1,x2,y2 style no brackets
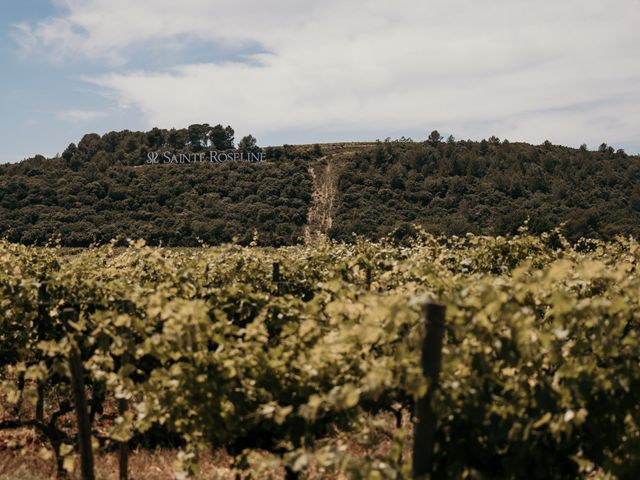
1,229,639,479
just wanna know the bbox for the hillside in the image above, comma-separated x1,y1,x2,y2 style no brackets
329,138,640,242
1,126,639,246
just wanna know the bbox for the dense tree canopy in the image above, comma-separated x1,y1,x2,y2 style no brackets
330,139,640,242
0,126,318,246
1,127,639,246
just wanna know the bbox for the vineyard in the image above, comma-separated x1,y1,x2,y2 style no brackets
1,229,639,479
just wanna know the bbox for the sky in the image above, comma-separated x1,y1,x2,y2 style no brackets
1,0,639,163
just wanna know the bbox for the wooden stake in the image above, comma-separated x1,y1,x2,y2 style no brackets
63,307,95,480
118,351,130,480
412,303,446,478
272,262,281,296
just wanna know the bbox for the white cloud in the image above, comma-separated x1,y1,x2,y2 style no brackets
57,108,107,121
14,0,640,149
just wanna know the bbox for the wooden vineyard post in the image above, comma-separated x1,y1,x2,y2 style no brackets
62,307,95,480
272,261,281,296
366,266,372,290
118,398,128,480
270,261,299,479
117,301,136,480
119,350,131,480
36,283,49,422
412,303,446,478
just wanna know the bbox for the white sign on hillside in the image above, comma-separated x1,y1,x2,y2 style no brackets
146,150,266,164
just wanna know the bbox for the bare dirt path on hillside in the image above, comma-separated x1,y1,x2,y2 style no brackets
303,145,373,242
304,156,336,242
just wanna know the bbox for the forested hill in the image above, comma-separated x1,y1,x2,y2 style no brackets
1,125,639,246
328,137,640,242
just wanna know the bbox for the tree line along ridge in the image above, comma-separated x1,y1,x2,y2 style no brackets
0,125,638,246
